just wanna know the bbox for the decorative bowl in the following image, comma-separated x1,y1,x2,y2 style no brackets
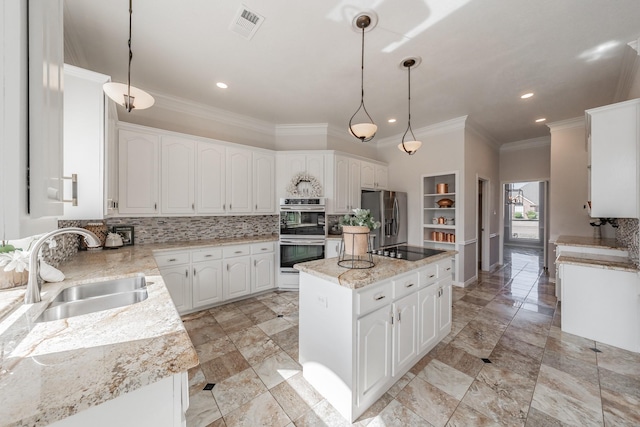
437,198,454,208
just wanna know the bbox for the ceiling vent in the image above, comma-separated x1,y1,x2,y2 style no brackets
230,5,265,40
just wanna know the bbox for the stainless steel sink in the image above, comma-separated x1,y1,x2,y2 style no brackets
50,274,147,305
36,274,149,322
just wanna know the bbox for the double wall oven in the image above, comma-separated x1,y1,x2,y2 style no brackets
279,198,326,289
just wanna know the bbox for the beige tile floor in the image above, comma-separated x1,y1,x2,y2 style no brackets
182,247,640,426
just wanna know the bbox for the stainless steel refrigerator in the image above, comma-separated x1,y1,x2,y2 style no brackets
361,190,407,248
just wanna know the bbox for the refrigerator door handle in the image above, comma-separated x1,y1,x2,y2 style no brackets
393,197,399,236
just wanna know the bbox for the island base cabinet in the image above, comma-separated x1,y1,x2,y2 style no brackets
560,264,640,353
49,373,189,427
357,306,392,407
299,259,454,423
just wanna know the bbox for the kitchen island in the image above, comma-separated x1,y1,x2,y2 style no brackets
0,235,276,427
295,250,456,422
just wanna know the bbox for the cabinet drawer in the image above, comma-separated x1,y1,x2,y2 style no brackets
251,242,275,254
420,264,438,286
154,251,190,268
192,247,223,262
437,259,453,277
392,272,420,299
357,282,392,316
223,245,251,258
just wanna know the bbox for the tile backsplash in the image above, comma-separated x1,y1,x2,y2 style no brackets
616,218,639,266
62,215,279,246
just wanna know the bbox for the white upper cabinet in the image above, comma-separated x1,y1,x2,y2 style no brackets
61,65,110,220
118,129,160,214
28,0,64,219
361,161,388,190
587,99,640,218
374,165,388,190
333,155,361,214
253,152,275,213
281,153,325,197
226,147,252,214
161,136,195,214
361,162,375,189
196,142,226,214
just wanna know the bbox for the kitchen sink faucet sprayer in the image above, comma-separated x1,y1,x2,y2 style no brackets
24,228,101,304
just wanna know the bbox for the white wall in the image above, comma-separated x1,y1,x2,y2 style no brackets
377,118,465,248
1,0,58,240
116,96,277,150
499,137,551,183
464,125,500,279
547,118,606,276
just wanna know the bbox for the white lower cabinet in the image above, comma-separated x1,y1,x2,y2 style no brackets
392,293,419,376
356,306,392,406
50,373,188,427
299,257,454,422
156,242,275,314
160,265,192,314
192,260,224,308
224,256,251,300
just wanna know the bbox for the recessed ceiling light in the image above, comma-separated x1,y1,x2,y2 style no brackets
216,82,228,89
388,118,397,123
520,92,534,99
535,118,546,123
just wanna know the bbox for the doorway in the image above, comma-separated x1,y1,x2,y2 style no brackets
504,181,546,248
477,177,490,273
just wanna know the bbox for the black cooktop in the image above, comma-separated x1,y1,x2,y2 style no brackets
373,245,445,261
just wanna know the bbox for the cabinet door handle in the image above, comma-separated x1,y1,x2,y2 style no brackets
193,268,196,276
391,312,394,325
154,203,157,210
192,203,195,210
398,311,401,322
446,267,451,271
205,254,212,258
230,204,232,210
168,258,177,262
235,250,242,254
261,248,268,251
374,295,386,301
223,204,226,211
428,274,435,278
185,269,188,278
226,264,230,271
254,260,257,267
255,204,258,210
405,283,415,288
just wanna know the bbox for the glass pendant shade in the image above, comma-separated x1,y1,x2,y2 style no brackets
397,140,422,154
349,122,378,140
103,82,154,111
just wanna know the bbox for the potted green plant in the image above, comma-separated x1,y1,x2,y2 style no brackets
339,209,381,255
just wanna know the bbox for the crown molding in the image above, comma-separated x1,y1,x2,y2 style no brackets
465,117,501,150
613,44,640,102
500,136,551,152
275,123,328,136
377,115,468,147
546,117,584,132
151,92,275,136
327,124,366,144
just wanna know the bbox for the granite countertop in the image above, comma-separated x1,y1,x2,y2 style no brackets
553,235,624,250
556,252,639,272
0,234,277,427
295,250,456,289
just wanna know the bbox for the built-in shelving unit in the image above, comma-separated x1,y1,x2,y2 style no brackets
422,172,459,282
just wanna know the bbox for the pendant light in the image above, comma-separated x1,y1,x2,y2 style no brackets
398,58,422,155
103,0,154,112
348,13,377,142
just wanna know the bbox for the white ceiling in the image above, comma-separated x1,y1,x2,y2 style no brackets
63,0,640,145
